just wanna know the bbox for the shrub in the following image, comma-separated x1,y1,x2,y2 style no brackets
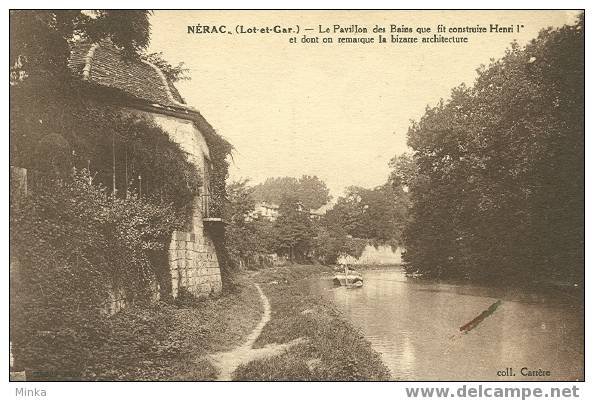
10,169,185,377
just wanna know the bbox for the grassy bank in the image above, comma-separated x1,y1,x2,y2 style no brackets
85,273,262,381
233,264,392,381
83,264,391,381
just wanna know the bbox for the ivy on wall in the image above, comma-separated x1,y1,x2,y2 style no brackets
198,125,234,287
10,170,187,376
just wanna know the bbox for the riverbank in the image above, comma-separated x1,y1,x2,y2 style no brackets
85,273,263,380
83,264,390,381
233,264,391,381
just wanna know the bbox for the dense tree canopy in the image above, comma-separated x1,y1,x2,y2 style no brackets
274,194,316,262
325,185,409,247
226,170,409,266
225,178,365,266
10,10,151,83
251,175,331,210
224,180,276,267
397,15,584,284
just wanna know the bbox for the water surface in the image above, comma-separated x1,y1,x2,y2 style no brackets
306,267,583,381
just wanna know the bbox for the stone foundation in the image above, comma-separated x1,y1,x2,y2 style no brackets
168,230,222,298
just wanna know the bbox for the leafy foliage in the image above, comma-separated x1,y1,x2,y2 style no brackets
85,273,262,381
10,84,201,215
10,171,186,376
9,9,233,378
10,10,200,212
312,226,368,265
226,177,405,266
252,175,331,210
325,185,409,247
202,130,233,220
398,15,584,284
389,153,417,189
274,195,316,262
142,52,190,83
224,180,276,267
10,10,151,83
298,175,332,210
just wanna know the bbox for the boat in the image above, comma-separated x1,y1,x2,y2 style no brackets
333,270,363,287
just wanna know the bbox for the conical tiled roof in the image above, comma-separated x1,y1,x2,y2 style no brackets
68,41,192,111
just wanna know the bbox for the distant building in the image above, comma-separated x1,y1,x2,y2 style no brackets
308,205,327,220
249,200,327,222
250,201,280,221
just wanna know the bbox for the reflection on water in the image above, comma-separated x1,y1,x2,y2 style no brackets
306,267,583,381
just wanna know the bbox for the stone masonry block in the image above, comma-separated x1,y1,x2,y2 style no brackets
212,281,222,292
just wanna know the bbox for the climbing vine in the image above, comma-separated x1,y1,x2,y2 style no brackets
10,169,187,376
199,126,234,286
9,9,232,379
201,127,233,217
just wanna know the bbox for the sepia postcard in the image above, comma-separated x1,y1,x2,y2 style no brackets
8,7,585,394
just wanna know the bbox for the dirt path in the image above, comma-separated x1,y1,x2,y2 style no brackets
208,283,306,381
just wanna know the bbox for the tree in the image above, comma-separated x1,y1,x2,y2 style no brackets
9,10,201,209
251,175,331,210
274,194,315,262
389,153,417,190
225,179,256,225
10,10,151,83
251,177,299,205
224,180,257,266
298,175,332,210
312,225,367,265
325,185,409,247
400,14,584,284
10,10,152,172
224,180,277,268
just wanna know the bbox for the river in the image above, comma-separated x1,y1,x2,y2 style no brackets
306,266,583,381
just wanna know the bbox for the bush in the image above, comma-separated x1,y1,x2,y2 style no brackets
10,170,186,377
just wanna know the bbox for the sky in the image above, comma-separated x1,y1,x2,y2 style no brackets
148,10,578,200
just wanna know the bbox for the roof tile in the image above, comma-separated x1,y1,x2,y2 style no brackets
69,41,190,111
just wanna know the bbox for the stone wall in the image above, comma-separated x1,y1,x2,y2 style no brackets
168,230,222,298
338,245,404,265
167,193,222,298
